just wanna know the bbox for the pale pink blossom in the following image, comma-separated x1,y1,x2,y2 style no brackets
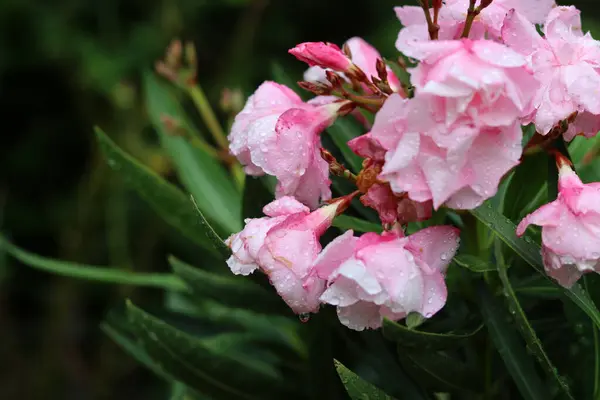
502,6,600,137
313,226,460,331
300,37,402,92
371,93,522,209
517,163,600,288
395,0,555,58
408,39,538,125
226,196,343,314
229,81,345,208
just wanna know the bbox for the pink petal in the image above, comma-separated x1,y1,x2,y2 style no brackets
516,201,563,236
407,226,461,273
394,6,426,26
471,40,527,68
336,301,385,331
563,64,600,114
348,133,387,161
502,0,556,25
263,196,310,217
544,6,583,40
312,230,357,279
419,272,448,318
542,247,585,288
267,266,324,314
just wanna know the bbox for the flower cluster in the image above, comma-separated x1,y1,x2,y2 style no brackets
225,0,600,329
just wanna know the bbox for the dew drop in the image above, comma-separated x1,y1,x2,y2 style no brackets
299,313,310,323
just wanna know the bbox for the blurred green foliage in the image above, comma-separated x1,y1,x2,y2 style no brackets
0,0,599,399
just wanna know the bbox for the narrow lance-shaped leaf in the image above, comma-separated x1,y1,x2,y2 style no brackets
332,215,383,233
469,203,600,330
382,318,482,350
95,127,219,256
503,151,548,222
0,235,186,291
477,282,550,400
334,359,397,400
190,196,231,260
398,350,483,393
144,72,241,234
453,254,496,273
124,300,283,400
494,239,574,399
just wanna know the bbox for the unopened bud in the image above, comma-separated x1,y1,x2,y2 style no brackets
376,59,388,82
297,81,332,95
325,70,344,88
320,147,337,164
220,88,245,114
160,115,187,137
337,100,356,117
342,42,352,59
555,152,573,170
166,39,183,68
184,41,197,70
155,61,178,82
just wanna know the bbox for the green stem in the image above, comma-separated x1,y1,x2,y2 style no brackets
188,85,229,150
188,85,245,190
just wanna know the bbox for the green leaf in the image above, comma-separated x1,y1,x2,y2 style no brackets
102,318,180,384
0,235,186,291
399,350,483,393
332,215,383,233
405,312,426,330
503,151,548,222
144,72,241,234
470,203,600,330
477,282,550,400
382,318,481,350
453,254,496,273
168,256,284,314
189,196,231,261
326,117,365,173
95,127,219,255
494,239,573,399
124,300,282,400
334,359,396,400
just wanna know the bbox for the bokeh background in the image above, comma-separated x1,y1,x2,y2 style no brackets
0,0,596,398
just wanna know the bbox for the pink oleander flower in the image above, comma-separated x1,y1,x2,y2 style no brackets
226,196,343,314
395,0,555,58
312,226,460,331
300,37,402,92
371,93,522,209
229,81,346,208
347,133,432,224
408,38,538,125
516,161,600,288
502,6,600,137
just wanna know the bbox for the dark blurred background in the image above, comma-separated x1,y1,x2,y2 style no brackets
0,1,596,399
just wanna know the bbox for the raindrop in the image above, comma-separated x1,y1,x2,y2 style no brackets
299,313,310,323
